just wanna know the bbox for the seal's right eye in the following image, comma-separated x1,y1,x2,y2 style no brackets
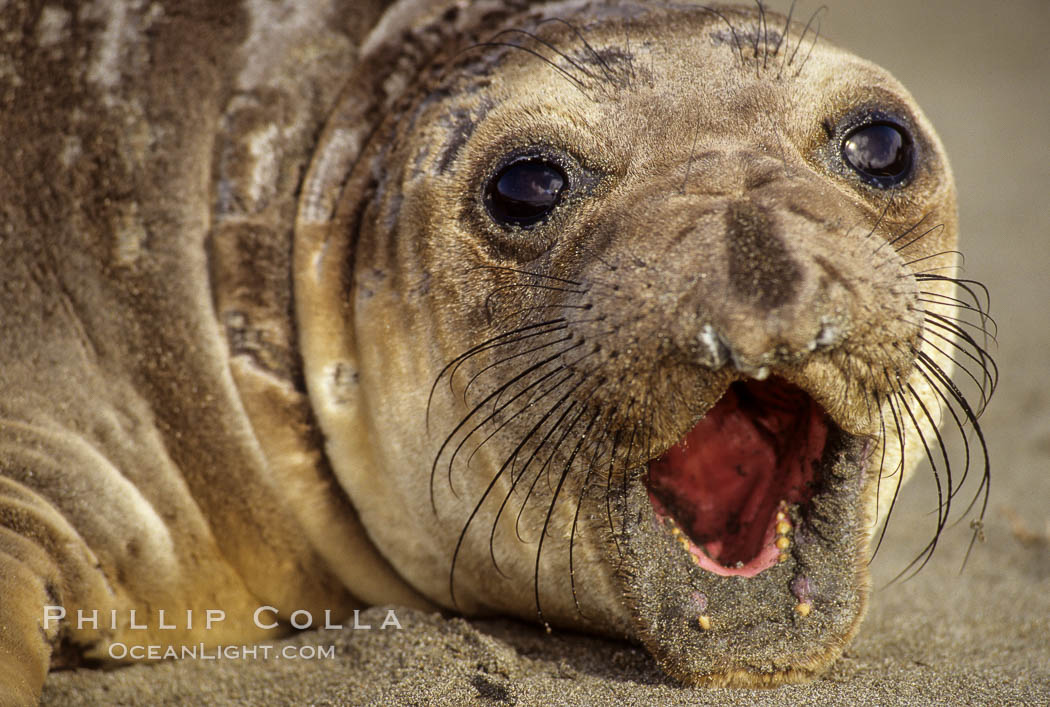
484,159,567,228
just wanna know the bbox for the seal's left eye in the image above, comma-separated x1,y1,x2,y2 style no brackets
842,122,914,187
485,159,567,228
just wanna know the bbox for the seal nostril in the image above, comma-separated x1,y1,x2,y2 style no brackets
697,324,731,370
814,322,841,350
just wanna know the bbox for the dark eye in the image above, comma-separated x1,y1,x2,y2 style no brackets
484,158,567,227
842,122,914,187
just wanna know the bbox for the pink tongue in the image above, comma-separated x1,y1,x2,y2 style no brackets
647,380,827,576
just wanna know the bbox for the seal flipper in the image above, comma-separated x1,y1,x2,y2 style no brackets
0,545,52,705
0,477,113,706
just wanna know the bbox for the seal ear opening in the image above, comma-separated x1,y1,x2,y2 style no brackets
647,378,828,577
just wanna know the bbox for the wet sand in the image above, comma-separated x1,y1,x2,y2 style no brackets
42,0,1050,703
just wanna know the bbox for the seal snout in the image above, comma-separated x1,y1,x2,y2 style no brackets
686,198,853,376
725,199,800,310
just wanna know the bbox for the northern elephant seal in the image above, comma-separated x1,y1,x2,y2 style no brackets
0,0,994,702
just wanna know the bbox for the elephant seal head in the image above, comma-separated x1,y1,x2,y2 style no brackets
291,0,992,686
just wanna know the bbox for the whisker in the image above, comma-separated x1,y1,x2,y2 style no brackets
456,367,578,499
486,303,595,330
774,0,796,59
915,274,992,314
468,264,584,288
921,315,999,404
487,27,603,83
905,380,953,516
756,0,770,69
427,319,567,427
468,369,576,473
869,387,908,564
465,41,591,95
487,371,592,577
885,380,946,583
603,423,628,562
790,5,825,78
916,293,999,340
462,332,575,404
893,221,943,254
533,410,600,622
536,18,617,84
447,342,592,495
915,331,993,413
916,351,991,523
568,411,616,616
696,5,746,67
924,307,1001,346
485,282,587,321
913,355,974,499
448,365,600,608
902,249,964,270
515,366,610,541
869,391,891,531
878,212,927,251
430,341,583,512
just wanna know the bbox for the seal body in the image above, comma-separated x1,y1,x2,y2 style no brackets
0,0,991,702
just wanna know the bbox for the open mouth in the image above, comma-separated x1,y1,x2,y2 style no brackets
616,374,874,684
646,378,828,578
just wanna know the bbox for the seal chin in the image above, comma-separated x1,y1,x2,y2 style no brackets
618,375,874,686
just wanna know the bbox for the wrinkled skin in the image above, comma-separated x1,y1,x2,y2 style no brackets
0,0,990,702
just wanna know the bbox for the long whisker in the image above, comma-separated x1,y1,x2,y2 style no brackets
487,27,603,83
916,332,994,414
446,342,590,497
869,387,908,564
536,18,617,84
465,41,591,95
915,274,992,314
448,364,600,608
885,380,946,583
462,332,575,404
902,249,964,270
427,319,568,427
515,365,610,541
430,341,583,511
533,410,600,623
486,369,593,577
790,5,826,77
568,411,618,616
916,293,999,340
912,355,973,500
916,351,991,525
695,5,746,67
